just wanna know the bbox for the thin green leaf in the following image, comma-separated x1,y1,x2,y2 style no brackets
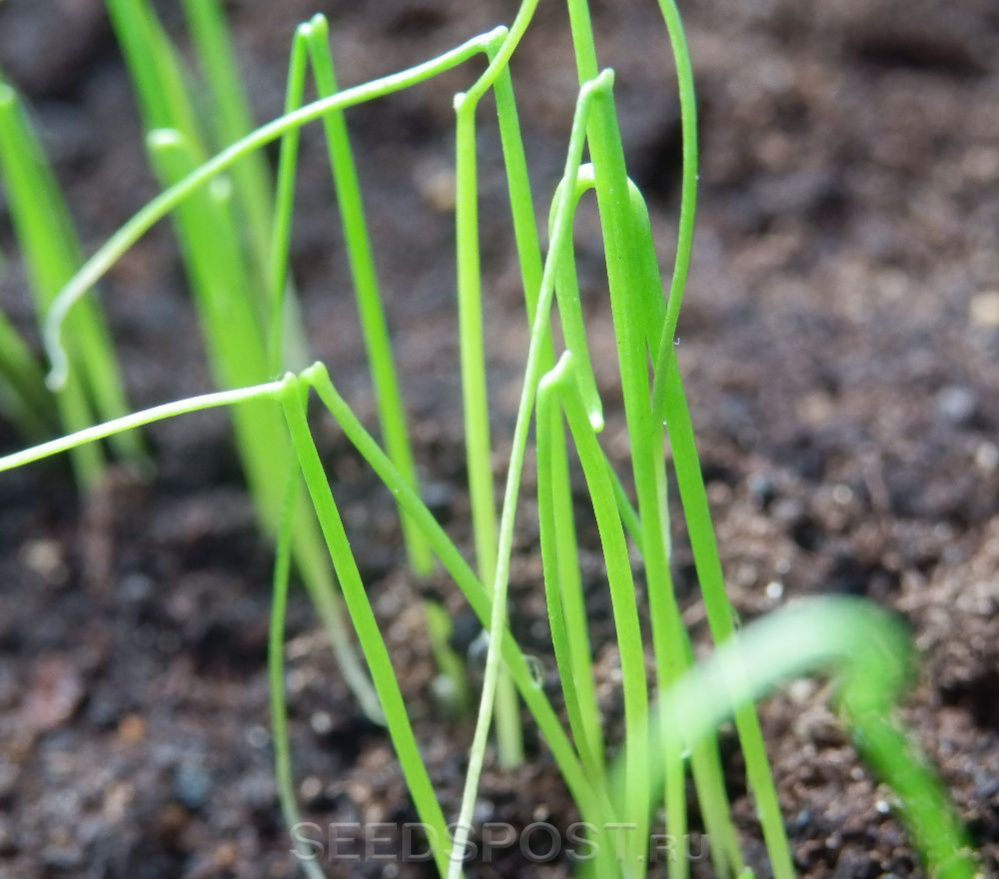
305,14,433,578
280,375,452,878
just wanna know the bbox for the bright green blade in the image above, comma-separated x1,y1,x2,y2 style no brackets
0,79,140,481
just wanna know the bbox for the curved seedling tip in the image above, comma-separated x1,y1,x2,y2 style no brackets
308,12,328,35
478,24,510,57
547,158,665,436
45,136,195,395
449,69,610,877
451,24,511,111
1,377,286,473
546,174,604,432
43,321,69,391
473,23,512,66
587,67,615,94
545,350,605,433
460,19,520,109
576,162,597,189
300,360,329,387
147,129,229,201
278,368,304,397
293,16,315,40
538,349,575,394
42,28,506,396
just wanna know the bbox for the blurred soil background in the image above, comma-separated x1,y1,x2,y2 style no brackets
0,0,997,876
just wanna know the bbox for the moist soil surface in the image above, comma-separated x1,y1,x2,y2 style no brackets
0,1,997,877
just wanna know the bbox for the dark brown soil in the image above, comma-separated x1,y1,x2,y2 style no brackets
1,1,997,877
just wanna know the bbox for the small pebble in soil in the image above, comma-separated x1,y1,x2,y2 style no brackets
832,484,853,505
975,775,999,801
975,442,999,473
117,714,147,744
85,695,120,730
239,772,277,814
300,776,322,804
422,480,455,518
172,761,212,811
969,290,999,328
310,711,334,737
473,800,495,824
300,776,339,811
20,539,68,583
935,384,979,427
118,573,155,605
747,471,779,509
286,668,309,695
788,678,817,705
22,658,84,734
245,725,269,749
790,809,812,835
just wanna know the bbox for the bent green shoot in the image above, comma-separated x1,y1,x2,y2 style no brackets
305,361,621,877
538,352,649,866
147,126,380,723
280,374,453,877
0,370,453,876
303,15,433,578
650,0,700,422
565,1,785,874
537,155,741,875
105,0,204,154
454,44,526,770
0,78,140,489
448,68,614,879
267,24,311,374
267,467,326,879
41,25,508,386
536,368,605,785
180,0,275,282
267,17,456,728
0,4,979,878
563,5,689,868
0,380,282,474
